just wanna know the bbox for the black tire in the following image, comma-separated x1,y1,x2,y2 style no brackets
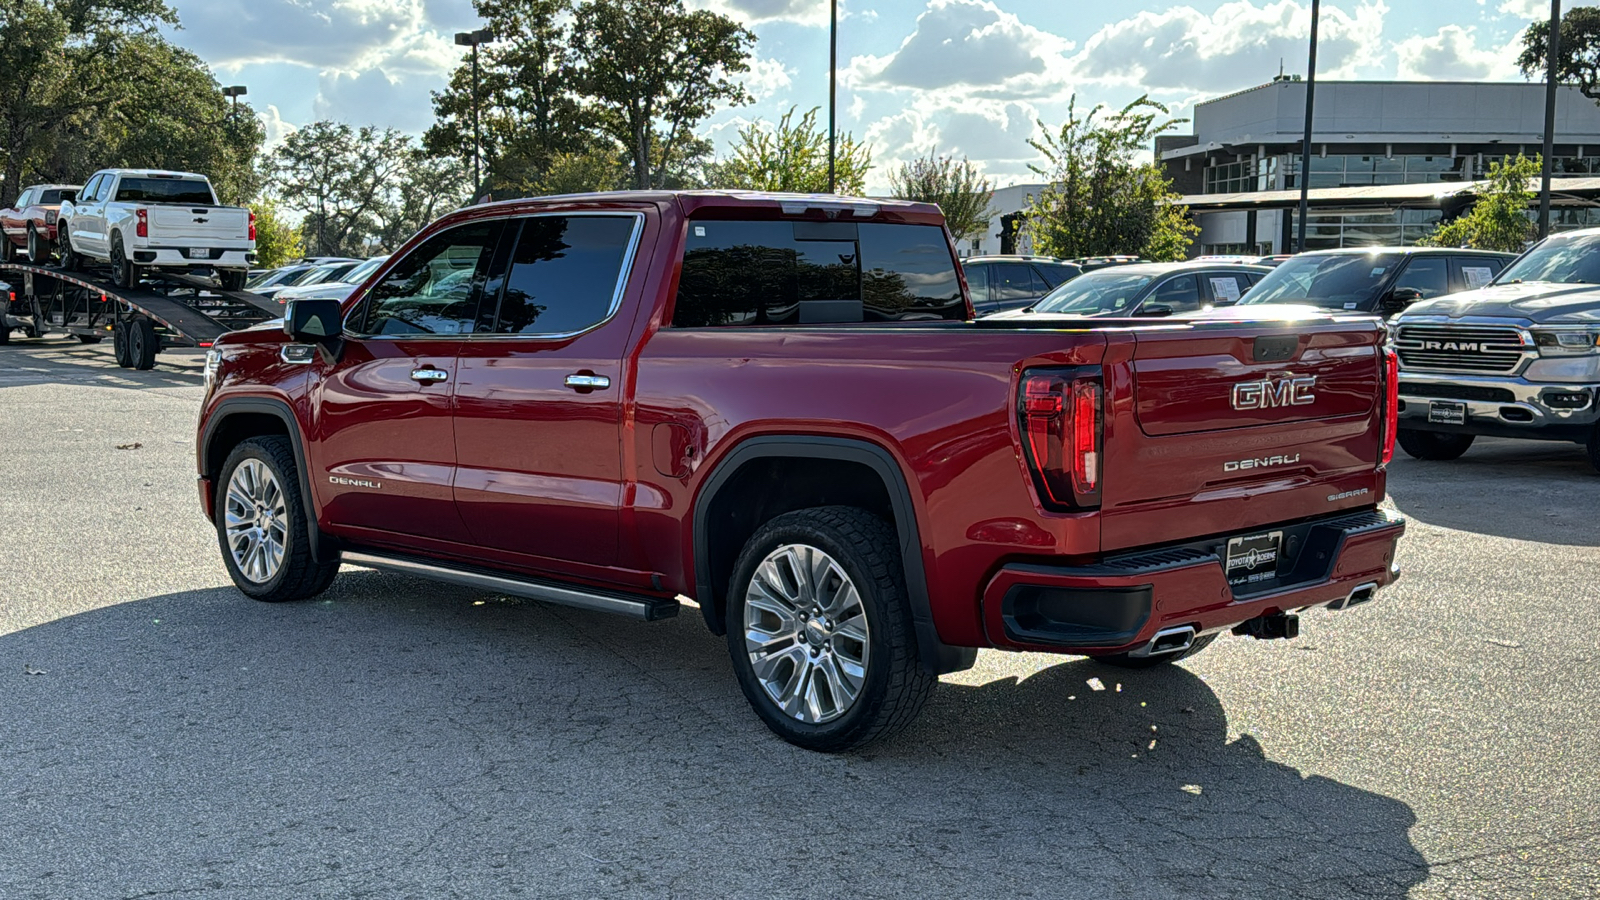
27,225,47,263
57,227,79,271
76,334,102,344
1587,424,1600,474
219,269,246,292
0,323,10,345
215,436,341,602
725,506,935,752
112,318,133,367
128,316,158,370
109,234,137,288
0,233,12,262
1397,428,1475,461
1089,633,1217,669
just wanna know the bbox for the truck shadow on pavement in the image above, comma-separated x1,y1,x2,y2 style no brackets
0,339,204,389
1385,438,1599,546
0,572,1427,900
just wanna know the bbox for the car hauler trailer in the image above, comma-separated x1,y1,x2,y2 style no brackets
0,262,281,368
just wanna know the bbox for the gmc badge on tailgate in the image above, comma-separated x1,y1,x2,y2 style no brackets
1232,374,1316,410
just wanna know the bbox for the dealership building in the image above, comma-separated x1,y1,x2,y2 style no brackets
1159,79,1600,255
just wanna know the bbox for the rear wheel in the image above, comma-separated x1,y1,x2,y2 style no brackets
76,333,102,344
1089,633,1216,669
219,269,246,292
1,234,13,262
27,225,47,263
109,235,138,288
216,436,341,602
1397,428,1475,461
112,318,133,367
725,506,934,752
1587,424,1600,474
128,316,158,369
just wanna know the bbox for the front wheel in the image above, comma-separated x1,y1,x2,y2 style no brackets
216,436,341,602
57,228,79,271
1397,428,1475,461
725,506,934,752
109,236,138,288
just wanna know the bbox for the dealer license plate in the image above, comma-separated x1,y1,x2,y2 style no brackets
1428,400,1466,425
1225,530,1282,586
188,247,209,259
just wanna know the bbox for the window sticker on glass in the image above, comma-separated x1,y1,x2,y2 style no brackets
1344,301,1358,309
1208,276,1241,302
1462,266,1493,288
1370,267,1386,277
694,226,705,237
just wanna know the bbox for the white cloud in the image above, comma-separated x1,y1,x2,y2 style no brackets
1497,0,1547,18
1072,1,1390,93
312,67,448,133
257,104,296,150
1395,25,1520,80
862,96,1043,193
176,0,433,71
744,57,793,101
845,0,1075,98
691,0,828,27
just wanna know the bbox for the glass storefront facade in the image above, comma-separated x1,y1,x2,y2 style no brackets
1199,152,1600,195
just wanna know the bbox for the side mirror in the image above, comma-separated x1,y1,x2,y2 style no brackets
1382,287,1423,313
1135,303,1174,318
283,298,344,344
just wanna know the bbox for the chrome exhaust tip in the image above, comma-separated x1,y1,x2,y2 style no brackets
1128,625,1198,658
1327,581,1379,612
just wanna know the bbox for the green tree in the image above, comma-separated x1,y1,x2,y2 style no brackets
0,0,262,206
529,148,629,195
372,151,472,251
888,151,993,242
1420,154,1538,252
571,0,755,189
1022,96,1197,262
425,0,600,195
706,106,871,194
249,197,302,267
1517,7,1600,102
268,122,415,256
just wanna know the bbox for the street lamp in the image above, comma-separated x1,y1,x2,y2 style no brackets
1539,0,1562,239
221,85,247,118
828,0,837,194
455,28,496,200
1295,0,1319,253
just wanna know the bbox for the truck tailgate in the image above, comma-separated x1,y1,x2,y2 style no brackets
148,206,250,243
1101,318,1387,552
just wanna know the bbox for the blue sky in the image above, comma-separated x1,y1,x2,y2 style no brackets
168,0,1584,191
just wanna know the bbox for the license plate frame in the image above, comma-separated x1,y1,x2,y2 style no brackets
1427,400,1466,425
187,247,209,260
1225,530,1283,586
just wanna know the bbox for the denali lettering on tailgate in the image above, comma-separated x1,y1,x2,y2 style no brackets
1231,374,1316,410
1224,453,1302,472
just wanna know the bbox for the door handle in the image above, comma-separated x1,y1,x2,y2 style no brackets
410,367,448,383
564,373,610,390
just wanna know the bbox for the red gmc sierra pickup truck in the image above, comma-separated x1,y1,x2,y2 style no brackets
195,191,1405,751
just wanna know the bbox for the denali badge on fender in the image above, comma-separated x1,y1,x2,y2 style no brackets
1232,374,1316,410
329,475,382,489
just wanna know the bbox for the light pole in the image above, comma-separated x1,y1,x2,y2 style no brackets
1295,0,1320,253
828,0,837,194
455,28,496,200
1539,0,1562,239
221,85,247,118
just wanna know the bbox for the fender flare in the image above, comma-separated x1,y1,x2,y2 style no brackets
691,434,976,676
200,396,329,563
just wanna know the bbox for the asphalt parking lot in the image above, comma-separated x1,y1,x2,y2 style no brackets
1,339,1597,900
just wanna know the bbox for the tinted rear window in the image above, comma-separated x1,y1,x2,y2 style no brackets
114,178,214,205
672,219,965,326
38,189,72,205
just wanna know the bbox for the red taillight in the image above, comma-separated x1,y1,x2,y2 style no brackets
1019,369,1103,509
1381,346,1399,468
248,210,256,242
135,208,148,238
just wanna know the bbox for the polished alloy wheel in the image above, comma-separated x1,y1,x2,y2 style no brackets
743,543,871,724
224,459,288,583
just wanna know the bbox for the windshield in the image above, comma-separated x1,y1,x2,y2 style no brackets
1031,271,1156,314
1240,253,1403,309
1495,232,1600,284
343,256,388,284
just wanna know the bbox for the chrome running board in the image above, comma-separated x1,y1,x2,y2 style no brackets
343,551,679,621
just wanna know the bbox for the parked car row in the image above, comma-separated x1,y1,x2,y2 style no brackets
247,255,388,303
0,169,256,290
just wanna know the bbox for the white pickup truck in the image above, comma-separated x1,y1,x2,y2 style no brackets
56,169,255,290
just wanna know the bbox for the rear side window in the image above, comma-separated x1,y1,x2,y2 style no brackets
1034,262,1080,287
672,219,965,326
488,215,638,335
965,263,990,306
37,189,68,205
351,221,501,336
114,178,215,205
993,263,1041,302
1394,256,1450,298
